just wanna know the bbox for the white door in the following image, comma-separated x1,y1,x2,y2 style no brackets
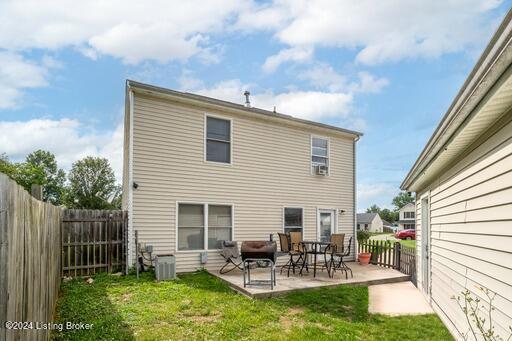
318,210,335,242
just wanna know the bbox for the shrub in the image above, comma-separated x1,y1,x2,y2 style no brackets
357,230,370,242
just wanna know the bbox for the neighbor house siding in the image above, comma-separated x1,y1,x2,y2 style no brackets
129,93,356,273
416,113,512,338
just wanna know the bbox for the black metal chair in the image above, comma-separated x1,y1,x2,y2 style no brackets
277,233,307,277
332,236,353,279
219,241,243,274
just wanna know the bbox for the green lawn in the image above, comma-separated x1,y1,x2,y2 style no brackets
52,271,451,340
399,239,416,249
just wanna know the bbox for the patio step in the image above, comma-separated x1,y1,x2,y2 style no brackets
208,263,411,299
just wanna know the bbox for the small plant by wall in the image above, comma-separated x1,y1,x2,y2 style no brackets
453,286,512,341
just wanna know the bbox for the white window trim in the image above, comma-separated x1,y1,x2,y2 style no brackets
282,206,304,233
204,113,233,166
175,201,234,253
310,135,330,175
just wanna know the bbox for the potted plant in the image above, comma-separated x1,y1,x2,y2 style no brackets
357,230,372,265
358,252,371,265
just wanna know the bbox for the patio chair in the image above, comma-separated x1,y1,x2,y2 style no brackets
289,231,308,273
321,233,345,276
219,241,243,274
331,236,353,279
277,233,307,277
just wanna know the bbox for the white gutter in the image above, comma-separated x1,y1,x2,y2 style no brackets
353,135,360,259
401,9,512,190
127,87,135,268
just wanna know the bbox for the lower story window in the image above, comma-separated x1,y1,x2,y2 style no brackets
284,207,303,234
177,203,233,251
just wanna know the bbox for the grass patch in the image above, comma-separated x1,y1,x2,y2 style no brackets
399,239,416,248
53,271,451,340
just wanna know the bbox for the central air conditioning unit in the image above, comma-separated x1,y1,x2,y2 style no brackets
155,254,176,281
316,165,328,175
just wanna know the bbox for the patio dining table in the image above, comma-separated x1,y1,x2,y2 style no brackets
299,240,333,278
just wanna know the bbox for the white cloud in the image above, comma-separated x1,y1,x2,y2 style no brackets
0,0,503,68
0,119,123,182
358,182,398,211
298,64,347,91
0,52,49,109
349,72,389,94
188,77,357,123
247,0,503,65
298,64,389,96
262,46,313,73
0,0,247,64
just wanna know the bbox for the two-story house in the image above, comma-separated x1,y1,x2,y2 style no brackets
122,80,362,272
397,202,415,230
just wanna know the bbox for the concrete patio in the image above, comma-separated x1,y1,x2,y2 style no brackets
209,262,410,298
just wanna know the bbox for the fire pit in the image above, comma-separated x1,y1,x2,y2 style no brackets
241,241,277,262
240,241,277,289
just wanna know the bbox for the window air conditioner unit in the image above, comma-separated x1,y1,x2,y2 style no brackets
316,165,328,175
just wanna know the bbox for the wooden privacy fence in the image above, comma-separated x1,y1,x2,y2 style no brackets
0,173,62,341
358,239,416,283
61,209,128,277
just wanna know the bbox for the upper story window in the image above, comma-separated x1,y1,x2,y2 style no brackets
206,116,231,163
404,211,415,219
311,136,329,174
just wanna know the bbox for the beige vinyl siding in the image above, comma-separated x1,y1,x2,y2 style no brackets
130,93,355,273
416,113,512,338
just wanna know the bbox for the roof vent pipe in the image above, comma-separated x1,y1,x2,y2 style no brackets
244,91,251,108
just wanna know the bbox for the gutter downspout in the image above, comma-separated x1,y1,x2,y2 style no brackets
353,136,360,260
127,86,135,269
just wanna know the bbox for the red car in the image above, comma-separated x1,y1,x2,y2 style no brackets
395,229,416,240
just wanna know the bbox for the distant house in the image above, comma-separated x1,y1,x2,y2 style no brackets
401,11,512,339
356,213,383,233
381,220,394,231
397,202,415,230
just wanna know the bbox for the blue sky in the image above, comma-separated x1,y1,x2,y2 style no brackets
0,0,510,210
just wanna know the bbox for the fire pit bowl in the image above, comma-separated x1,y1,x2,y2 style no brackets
240,241,277,263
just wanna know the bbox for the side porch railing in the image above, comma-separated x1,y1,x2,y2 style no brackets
358,239,416,284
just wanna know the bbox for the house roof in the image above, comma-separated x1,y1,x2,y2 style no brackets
401,9,512,191
126,80,363,139
382,220,393,226
398,202,415,212
357,213,378,224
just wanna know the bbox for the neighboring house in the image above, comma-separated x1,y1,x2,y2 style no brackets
397,202,416,230
401,12,512,340
123,80,362,273
381,220,394,232
356,213,383,232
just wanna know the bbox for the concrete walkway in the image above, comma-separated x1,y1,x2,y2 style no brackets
369,281,433,316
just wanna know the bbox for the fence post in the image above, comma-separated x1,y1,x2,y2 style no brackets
393,242,401,270
31,184,42,200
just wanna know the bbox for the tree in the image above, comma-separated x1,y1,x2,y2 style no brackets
0,153,16,177
366,204,398,223
392,191,415,210
65,156,120,209
25,150,66,205
0,151,66,205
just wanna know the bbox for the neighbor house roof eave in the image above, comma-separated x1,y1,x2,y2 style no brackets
401,9,512,191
